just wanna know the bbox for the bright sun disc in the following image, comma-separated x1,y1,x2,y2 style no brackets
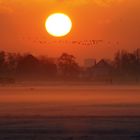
45,13,72,37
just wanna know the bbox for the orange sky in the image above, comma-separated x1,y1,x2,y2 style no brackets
0,0,140,63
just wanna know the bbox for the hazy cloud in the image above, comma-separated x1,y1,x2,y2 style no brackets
94,0,124,6
0,0,13,14
0,0,124,7
57,0,125,6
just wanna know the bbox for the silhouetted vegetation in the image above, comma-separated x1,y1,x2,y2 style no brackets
0,48,139,84
58,53,80,79
114,49,140,78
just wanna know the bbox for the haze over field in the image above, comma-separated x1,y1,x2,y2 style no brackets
0,85,140,140
0,85,140,117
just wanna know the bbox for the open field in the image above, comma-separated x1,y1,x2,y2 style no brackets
0,85,140,139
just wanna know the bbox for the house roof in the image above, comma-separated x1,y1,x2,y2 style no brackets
90,59,113,70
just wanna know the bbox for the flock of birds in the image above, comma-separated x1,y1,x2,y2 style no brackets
20,37,119,47
36,39,104,47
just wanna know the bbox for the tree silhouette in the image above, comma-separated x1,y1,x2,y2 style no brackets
0,51,6,75
58,53,79,79
16,54,41,78
39,56,57,78
6,53,21,75
0,49,139,82
114,49,140,79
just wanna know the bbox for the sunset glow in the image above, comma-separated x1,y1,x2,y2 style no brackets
0,1,140,139
0,0,140,60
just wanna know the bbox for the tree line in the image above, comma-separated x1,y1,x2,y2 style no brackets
0,48,140,82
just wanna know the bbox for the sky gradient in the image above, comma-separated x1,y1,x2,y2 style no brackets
0,0,140,63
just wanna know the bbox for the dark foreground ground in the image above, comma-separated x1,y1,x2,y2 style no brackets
0,116,140,140
0,85,140,140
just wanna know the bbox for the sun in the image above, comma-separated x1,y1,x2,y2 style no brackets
45,13,72,37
